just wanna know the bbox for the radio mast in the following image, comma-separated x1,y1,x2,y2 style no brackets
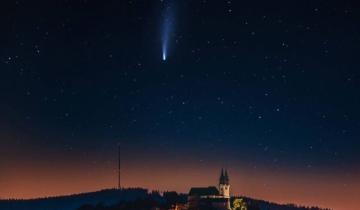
118,144,121,190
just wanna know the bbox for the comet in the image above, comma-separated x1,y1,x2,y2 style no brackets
161,1,174,61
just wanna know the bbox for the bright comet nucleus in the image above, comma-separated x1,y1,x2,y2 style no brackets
162,51,166,61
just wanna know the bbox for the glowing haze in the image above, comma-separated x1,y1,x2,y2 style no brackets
1,155,359,210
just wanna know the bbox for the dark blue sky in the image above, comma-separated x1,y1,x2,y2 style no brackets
0,0,359,205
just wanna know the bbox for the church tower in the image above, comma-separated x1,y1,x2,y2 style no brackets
219,168,230,198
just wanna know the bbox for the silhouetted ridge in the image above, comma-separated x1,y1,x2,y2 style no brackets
0,188,330,210
0,188,150,210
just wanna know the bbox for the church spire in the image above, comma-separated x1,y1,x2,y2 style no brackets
224,169,229,184
220,168,223,184
219,168,227,185
219,168,230,199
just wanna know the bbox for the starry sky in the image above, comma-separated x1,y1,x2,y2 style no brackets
0,1,359,210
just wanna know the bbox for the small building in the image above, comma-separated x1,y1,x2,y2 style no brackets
188,169,231,210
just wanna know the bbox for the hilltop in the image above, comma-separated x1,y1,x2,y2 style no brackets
0,188,330,210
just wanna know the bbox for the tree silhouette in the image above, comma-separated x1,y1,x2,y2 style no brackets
233,198,248,210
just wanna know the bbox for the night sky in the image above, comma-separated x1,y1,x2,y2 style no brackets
1,1,359,210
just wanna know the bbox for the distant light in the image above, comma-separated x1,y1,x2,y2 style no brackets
162,52,166,61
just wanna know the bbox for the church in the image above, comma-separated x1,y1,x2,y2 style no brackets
187,169,231,210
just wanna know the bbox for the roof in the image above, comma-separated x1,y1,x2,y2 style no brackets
219,169,229,185
189,186,219,196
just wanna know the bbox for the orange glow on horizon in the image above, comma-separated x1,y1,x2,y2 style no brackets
0,159,359,210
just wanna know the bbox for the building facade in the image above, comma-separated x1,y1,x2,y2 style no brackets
188,169,231,210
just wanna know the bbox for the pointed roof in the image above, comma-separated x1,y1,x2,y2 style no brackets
219,168,229,185
224,169,229,183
